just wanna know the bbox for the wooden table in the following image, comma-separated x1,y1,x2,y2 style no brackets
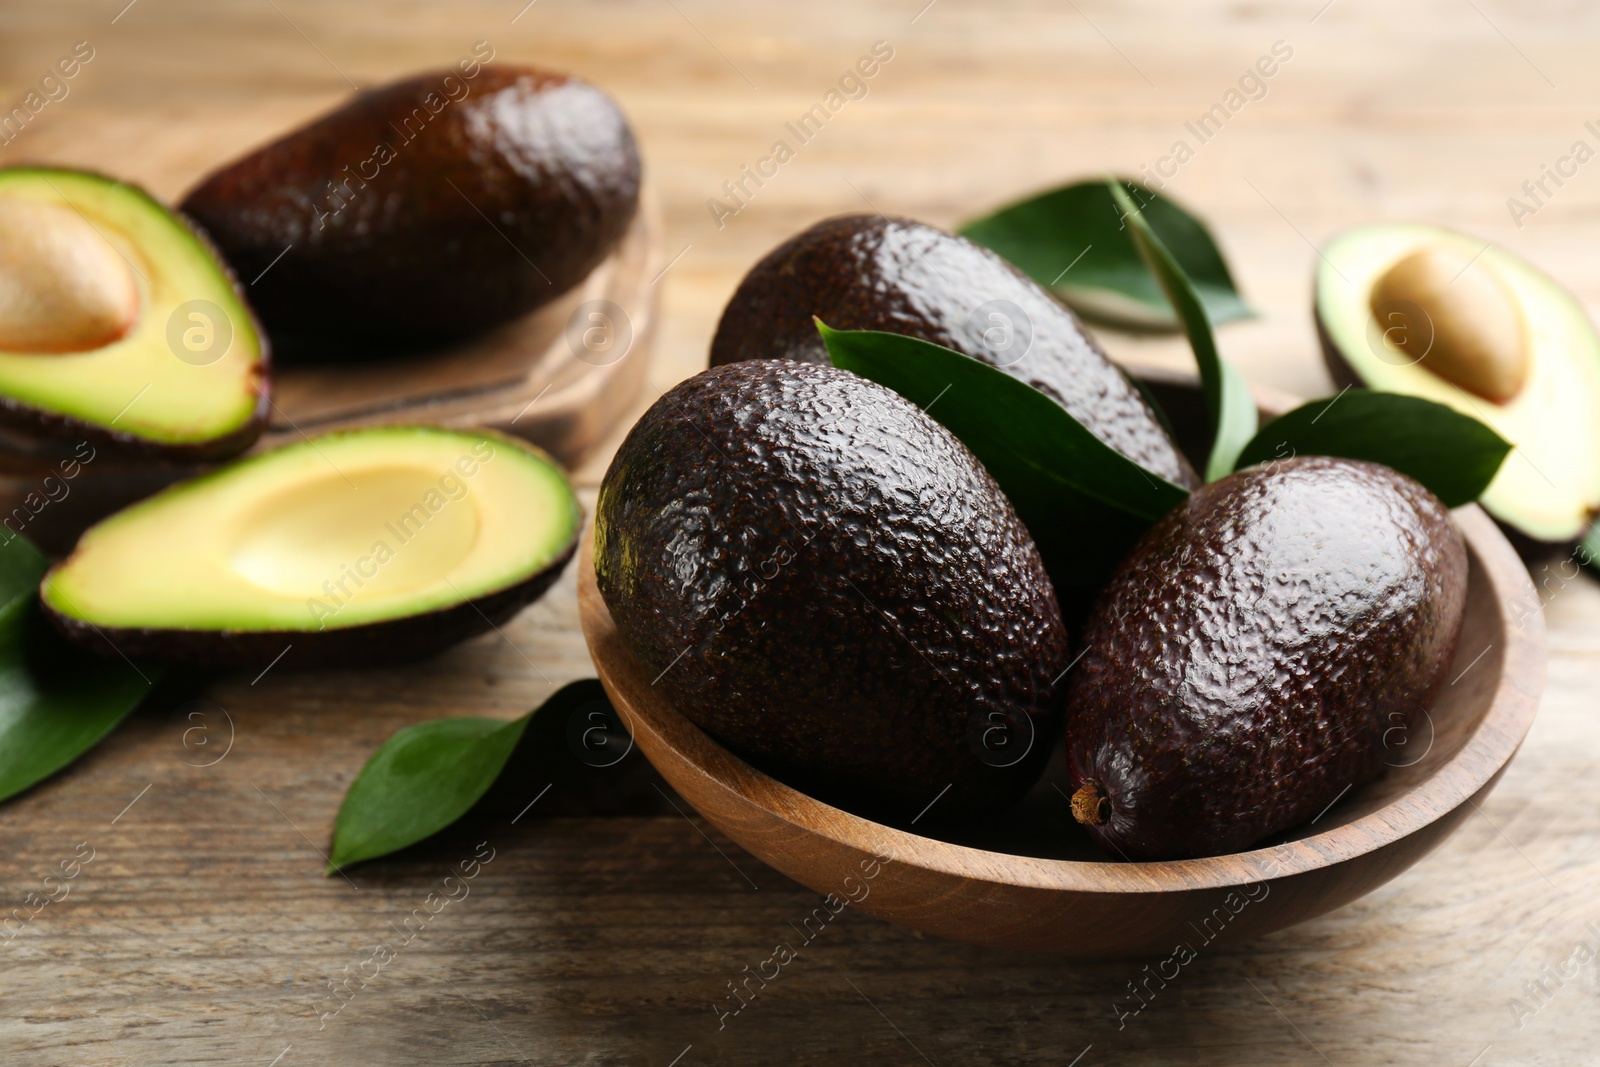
3,1,1599,1063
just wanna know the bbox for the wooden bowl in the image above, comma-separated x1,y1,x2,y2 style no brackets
577,368,1546,957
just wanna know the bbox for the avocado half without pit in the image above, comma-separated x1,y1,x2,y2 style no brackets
1316,223,1600,550
181,66,641,349
42,426,580,669
0,167,268,460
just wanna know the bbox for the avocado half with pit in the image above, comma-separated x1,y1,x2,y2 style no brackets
0,167,269,460
1316,223,1600,550
42,426,580,668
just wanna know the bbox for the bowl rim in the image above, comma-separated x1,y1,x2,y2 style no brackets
579,371,1547,896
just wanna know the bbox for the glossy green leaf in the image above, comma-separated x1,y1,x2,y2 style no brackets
1232,390,1512,507
959,178,1252,330
0,530,47,612
819,322,1188,587
328,679,607,872
1108,180,1258,482
329,716,529,873
0,536,161,803
1581,521,1600,577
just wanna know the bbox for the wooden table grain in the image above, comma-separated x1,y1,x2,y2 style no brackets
2,1,1599,1064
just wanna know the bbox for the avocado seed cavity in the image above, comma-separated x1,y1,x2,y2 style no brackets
1369,246,1528,403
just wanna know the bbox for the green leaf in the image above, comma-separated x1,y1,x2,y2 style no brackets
959,178,1253,330
0,536,160,803
1108,180,1258,482
0,531,47,616
1232,390,1513,507
1582,521,1600,577
329,717,528,873
819,322,1189,587
327,679,607,872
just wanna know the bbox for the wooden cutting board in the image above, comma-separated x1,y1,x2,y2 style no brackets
259,189,662,456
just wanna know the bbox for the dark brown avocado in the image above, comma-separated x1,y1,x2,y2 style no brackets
1065,455,1468,860
182,66,641,348
595,359,1071,819
709,214,1197,488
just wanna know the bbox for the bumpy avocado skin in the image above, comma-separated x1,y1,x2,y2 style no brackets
1065,456,1468,860
595,360,1071,818
183,67,640,345
708,214,1197,488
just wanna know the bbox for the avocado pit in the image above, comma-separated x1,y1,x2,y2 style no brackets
1369,245,1528,403
1318,222,1600,549
0,195,139,354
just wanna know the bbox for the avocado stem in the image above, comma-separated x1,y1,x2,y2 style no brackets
1071,780,1111,826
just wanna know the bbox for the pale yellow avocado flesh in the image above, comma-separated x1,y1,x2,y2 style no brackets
1319,224,1600,542
0,168,263,445
43,427,580,633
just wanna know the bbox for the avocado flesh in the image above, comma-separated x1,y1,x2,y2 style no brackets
709,214,1198,489
0,167,267,459
596,359,1071,820
182,67,641,349
42,426,579,667
1317,223,1600,546
1066,456,1468,861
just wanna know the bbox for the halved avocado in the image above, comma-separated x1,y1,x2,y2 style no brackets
1317,223,1600,549
41,426,580,668
0,167,268,460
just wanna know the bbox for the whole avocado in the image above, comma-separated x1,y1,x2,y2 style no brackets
1066,456,1468,860
182,65,640,346
595,359,1071,818
709,214,1196,488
